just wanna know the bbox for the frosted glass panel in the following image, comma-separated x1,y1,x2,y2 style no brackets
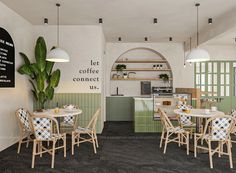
196,63,200,73
220,74,224,85
221,86,224,96
213,74,217,85
201,63,205,73
208,86,212,96
226,63,230,73
213,63,217,73
201,74,205,85
208,74,212,84
213,86,217,96
226,74,230,85
201,86,205,96
226,86,230,96
196,74,200,85
220,63,225,73
208,63,212,73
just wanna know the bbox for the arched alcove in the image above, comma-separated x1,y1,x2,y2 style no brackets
110,47,173,96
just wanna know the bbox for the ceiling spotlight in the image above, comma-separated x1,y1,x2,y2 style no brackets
234,38,236,43
118,37,122,41
99,18,103,24
44,18,48,25
153,18,158,24
208,18,212,25
145,37,148,41
169,37,172,41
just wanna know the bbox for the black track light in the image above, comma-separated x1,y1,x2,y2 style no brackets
118,37,122,41
169,37,172,41
153,18,157,24
145,37,148,41
208,18,212,25
99,18,103,24
44,18,48,25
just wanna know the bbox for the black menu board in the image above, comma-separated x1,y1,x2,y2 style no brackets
0,27,15,87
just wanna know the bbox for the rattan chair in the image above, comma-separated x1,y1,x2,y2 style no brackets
31,114,66,168
194,114,235,169
15,108,34,154
177,114,196,138
61,105,78,127
159,108,189,155
230,109,236,144
71,108,100,155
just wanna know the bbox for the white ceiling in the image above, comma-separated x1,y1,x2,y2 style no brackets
1,0,236,43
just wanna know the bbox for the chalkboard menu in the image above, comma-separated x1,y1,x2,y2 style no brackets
0,27,15,87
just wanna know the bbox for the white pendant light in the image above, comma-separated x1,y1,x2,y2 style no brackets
186,3,210,63
46,3,70,62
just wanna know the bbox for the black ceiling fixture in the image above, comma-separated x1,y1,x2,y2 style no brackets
235,37,236,43
208,18,212,25
44,18,48,25
169,37,172,41
118,37,122,41
99,18,103,24
145,37,148,41
153,18,158,24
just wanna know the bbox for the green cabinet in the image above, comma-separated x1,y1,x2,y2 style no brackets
106,97,133,121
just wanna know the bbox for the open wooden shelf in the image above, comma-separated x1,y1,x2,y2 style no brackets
111,68,172,71
115,60,167,63
111,77,173,81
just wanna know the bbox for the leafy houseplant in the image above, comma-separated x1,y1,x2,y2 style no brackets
115,64,126,72
159,74,169,82
18,37,60,110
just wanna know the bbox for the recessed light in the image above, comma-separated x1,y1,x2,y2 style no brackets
44,18,48,25
169,37,172,41
118,37,122,41
145,37,148,41
208,18,212,25
153,18,157,24
99,18,103,24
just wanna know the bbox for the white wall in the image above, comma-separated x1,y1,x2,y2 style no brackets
0,2,34,151
202,45,236,60
105,42,194,96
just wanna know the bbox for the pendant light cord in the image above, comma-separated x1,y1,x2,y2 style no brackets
196,3,200,47
56,3,60,47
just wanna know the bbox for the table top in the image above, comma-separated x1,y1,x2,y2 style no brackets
34,109,82,118
174,108,224,118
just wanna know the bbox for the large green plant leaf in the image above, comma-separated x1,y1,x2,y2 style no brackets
35,37,47,72
30,63,39,75
18,64,32,75
38,91,46,104
45,61,54,75
36,72,45,92
31,90,38,101
49,69,60,88
19,52,30,65
45,86,54,100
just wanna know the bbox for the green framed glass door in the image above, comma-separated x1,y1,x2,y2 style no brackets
195,61,236,113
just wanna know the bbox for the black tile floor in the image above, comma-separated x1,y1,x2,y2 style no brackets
0,121,236,173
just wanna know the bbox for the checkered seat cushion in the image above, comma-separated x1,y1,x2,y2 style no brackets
210,117,231,140
179,114,195,126
16,108,32,132
62,105,77,126
75,126,92,133
168,126,186,133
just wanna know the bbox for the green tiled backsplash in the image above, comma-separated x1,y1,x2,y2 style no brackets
33,93,102,133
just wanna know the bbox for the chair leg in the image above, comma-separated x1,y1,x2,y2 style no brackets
91,133,97,154
186,132,189,155
17,137,22,154
208,140,213,169
163,131,169,154
51,140,56,169
178,133,180,147
71,132,75,155
26,138,29,148
159,128,165,148
39,141,42,157
218,141,221,157
31,140,37,168
227,140,233,169
63,135,66,157
194,134,197,158
95,132,99,148
77,134,80,147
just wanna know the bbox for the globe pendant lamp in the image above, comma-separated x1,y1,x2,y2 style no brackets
46,3,70,62
186,3,210,63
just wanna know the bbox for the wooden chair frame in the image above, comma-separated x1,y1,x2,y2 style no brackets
194,115,235,169
71,109,100,155
15,108,34,154
31,114,66,168
159,109,189,155
177,114,196,139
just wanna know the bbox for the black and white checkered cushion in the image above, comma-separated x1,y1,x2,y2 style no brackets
211,117,231,140
62,105,77,125
179,114,192,126
32,117,51,140
17,108,31,131
231,109,236,118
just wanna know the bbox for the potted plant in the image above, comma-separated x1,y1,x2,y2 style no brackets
115,64,126,72
159,74,169,82
18,37,60,111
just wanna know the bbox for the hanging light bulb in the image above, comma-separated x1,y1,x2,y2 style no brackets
183,41,186,68
47,3,70,62
186,3,210,62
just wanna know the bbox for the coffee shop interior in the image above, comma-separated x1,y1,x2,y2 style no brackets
1,0,236,172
